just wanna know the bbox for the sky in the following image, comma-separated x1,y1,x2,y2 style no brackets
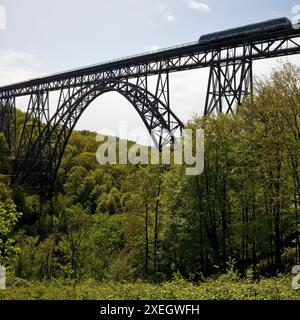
1,0,300,142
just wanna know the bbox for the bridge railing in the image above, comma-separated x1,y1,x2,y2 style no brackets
44,41,199,77
1,41,199,88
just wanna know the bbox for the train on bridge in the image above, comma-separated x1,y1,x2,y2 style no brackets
199,17,292,44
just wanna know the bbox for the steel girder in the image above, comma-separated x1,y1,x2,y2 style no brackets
12,79,183,194
1,29,300,100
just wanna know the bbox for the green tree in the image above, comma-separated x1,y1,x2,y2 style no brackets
0,202,22,262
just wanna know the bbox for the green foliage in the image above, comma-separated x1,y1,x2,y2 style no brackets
0,203,22,262
0,274,299,300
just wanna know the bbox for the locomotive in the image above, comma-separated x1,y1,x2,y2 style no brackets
199,17,291,44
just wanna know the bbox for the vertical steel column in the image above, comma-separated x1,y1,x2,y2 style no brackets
154,72,174,148
0,97,16,178
0,97,16,155
14,91,50,184
136,75,149,117
135,72,177,149
204,46,253,115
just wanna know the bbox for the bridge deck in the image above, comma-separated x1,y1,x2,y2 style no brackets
1,27,300,98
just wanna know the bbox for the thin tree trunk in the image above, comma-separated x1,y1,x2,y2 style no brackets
274,155,282,271
154,177,162,272
145,204,149,276
252,176,257,278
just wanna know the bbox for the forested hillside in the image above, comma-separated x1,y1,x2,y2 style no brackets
0,64,300,299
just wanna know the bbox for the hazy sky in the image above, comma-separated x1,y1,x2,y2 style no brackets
1,0,300,142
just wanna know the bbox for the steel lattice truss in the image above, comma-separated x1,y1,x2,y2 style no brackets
1,28,300,194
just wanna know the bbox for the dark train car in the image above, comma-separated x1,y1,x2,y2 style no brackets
199,17,291,44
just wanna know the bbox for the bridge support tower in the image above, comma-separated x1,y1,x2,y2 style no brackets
205,47,253,115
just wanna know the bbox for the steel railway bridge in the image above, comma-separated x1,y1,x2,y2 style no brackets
1,24,300,194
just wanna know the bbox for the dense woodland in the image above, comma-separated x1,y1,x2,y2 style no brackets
0,64,300,289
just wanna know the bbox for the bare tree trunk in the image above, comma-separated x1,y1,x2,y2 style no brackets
274,155,282,271
154,176,162,272
145,204,149,276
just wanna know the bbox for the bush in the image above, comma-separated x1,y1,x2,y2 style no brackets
0,274,299,300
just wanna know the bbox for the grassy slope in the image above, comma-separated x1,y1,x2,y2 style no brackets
0,275,299,300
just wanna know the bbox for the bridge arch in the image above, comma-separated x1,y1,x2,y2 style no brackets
13,79,183,192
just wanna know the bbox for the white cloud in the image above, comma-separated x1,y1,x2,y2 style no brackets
156,4,175,23
186,0,210,12
0,49,43,86
165,13,175,22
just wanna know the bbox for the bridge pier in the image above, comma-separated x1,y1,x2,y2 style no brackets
0,97,16,180
205,47,253,115
0,97,16,155
14,91,51,188
134,72,177,146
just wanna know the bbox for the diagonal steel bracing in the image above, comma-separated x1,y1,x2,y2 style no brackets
0,97,16,155
205,47,253,114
